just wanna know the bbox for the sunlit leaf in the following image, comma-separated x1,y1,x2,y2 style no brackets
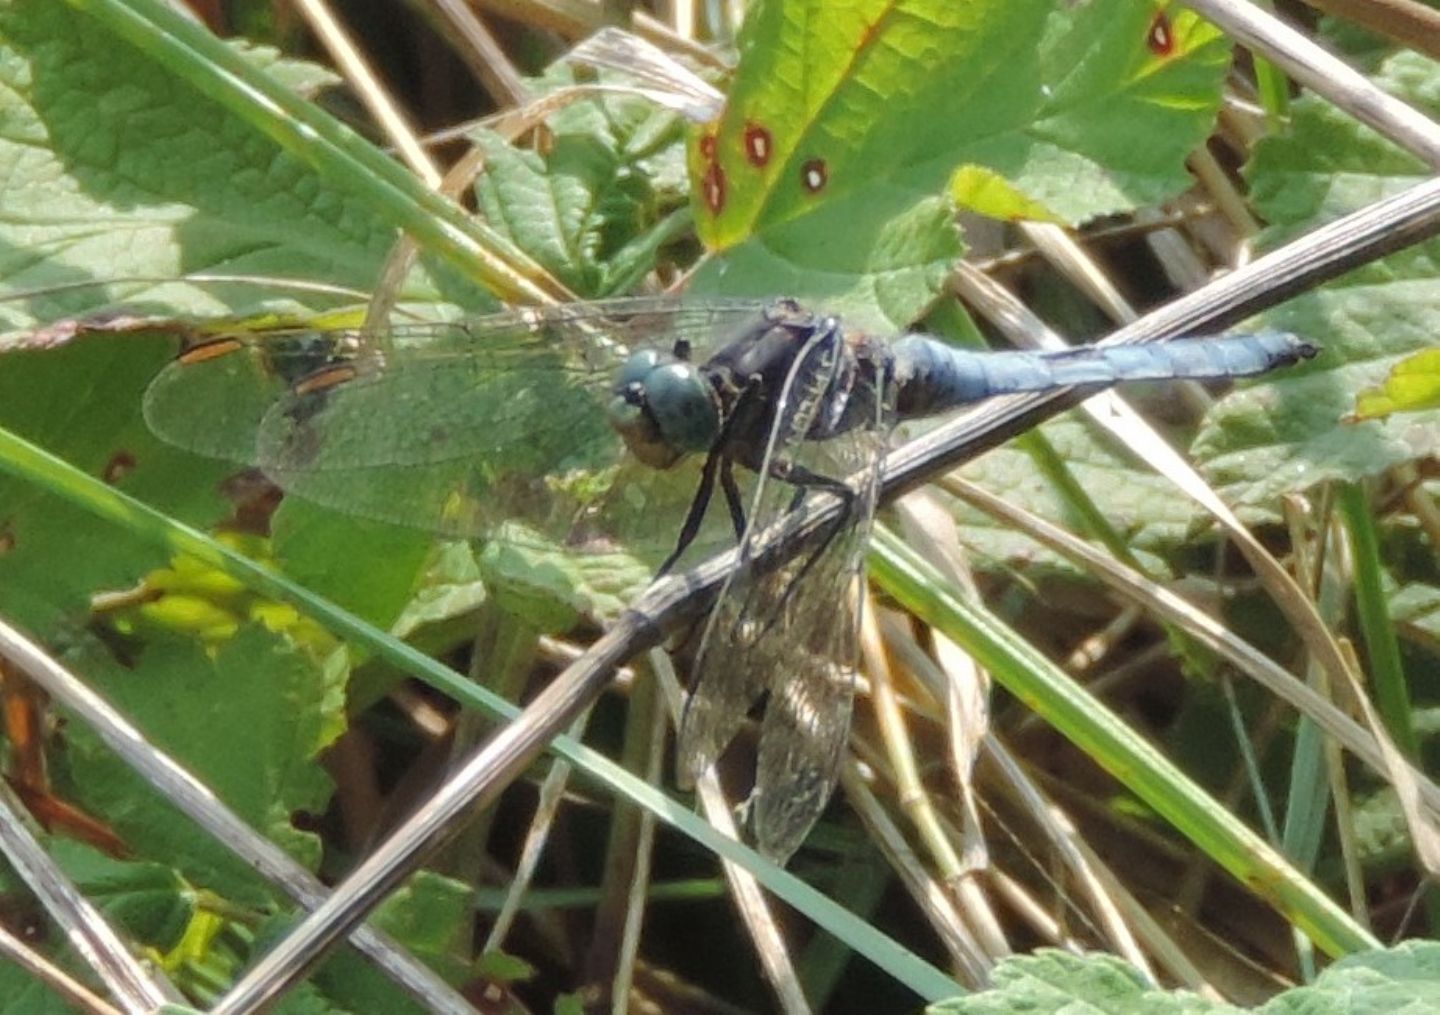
949,165,1063,224
1195,51,1440,508
688,0,1228,327
1351,348,1440,420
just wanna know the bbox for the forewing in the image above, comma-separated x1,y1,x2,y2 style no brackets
751,536,867,862
143,328,339,463
679,326,889,859
143,298,769,553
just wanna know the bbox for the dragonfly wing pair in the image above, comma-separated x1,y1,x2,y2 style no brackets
678,319,891,862
142,301,768,560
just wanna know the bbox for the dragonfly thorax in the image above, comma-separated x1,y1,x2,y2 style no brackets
607,346,721,469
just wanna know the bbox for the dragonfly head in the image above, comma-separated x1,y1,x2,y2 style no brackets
608,347,720,469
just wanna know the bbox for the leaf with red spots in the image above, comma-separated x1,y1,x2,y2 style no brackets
688,0,1229,329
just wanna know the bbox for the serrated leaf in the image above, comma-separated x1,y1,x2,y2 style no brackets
471,85,687,298
931,944,1440,1013
1196,51,1440,506
689,0,1228,328
478,528,652,632
0,2,469,330
388,542,487,639
233,40,341,96
1259,942,1440,1013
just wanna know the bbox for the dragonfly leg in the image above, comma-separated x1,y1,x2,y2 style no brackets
658,445,722,575
720,460,747,541
660,374,773,574
767,459,853,500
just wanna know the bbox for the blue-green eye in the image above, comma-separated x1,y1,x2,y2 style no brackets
609,351,720,462
643,362,719,454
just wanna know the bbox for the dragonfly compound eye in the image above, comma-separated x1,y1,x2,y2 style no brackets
608,352,718,468
607,389,681,469
606,358,719,468
616,347,667,390
643,361,719,455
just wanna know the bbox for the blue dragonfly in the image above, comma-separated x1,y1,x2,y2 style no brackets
143,297,1315,860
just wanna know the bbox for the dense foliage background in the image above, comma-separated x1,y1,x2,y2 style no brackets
0,0,1438,1011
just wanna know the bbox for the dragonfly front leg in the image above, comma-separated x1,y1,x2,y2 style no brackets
658,374,773,574
658,445,722,576
720,460,746,540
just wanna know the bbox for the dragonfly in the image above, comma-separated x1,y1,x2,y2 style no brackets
142,297,1317,860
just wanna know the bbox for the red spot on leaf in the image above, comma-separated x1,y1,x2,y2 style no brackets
699,132,717,161
743,122,772,167
702,162,727,214
1147,10,1174,56
102,451,136,485
800,158,828,194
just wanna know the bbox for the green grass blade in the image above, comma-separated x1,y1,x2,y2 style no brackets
1338,481,1417,754
0,422,958,1003
868,525,1379,959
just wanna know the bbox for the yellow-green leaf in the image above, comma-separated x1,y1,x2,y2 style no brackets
1351,348,1440,420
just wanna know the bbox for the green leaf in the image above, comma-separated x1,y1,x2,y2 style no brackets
58,626,342,904
271,499,433,631
1260,941,1440,1013
1351,348,1440,419
931,944,1440,1013
389,542,488,641
1350,787,1413,869
0,332,234,633
474,128,626,297
949,165,1064,223
943,415,1202,576
689,0,1229,328
1195,51,1440,507
926,949,1227,1013
478,527,654,631
0,1,474,330
471,90,689,298
0,840,195,949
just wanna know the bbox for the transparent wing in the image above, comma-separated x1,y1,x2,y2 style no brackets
142,298,769,556
678,327,889,861
752,516,872,861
